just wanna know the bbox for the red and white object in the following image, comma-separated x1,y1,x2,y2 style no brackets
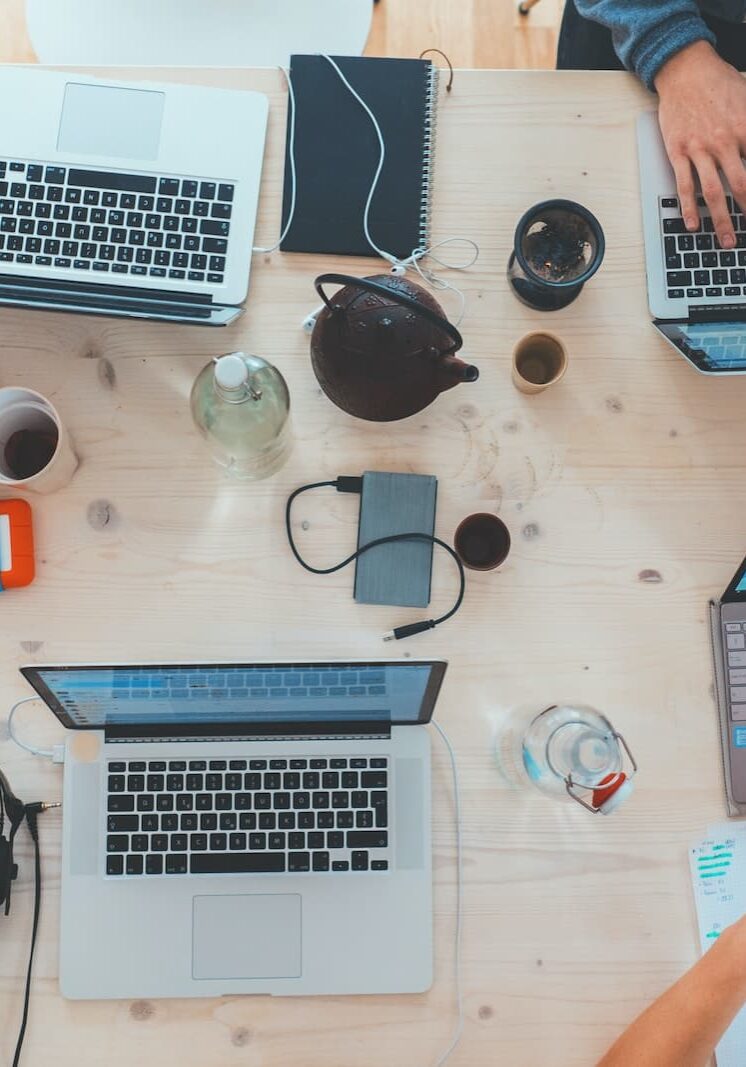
0,499,35,589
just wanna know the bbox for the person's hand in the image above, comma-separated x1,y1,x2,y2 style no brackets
655,40,746,249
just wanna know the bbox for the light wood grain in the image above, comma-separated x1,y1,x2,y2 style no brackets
0,0,562,68
0,0,35,60
0,66,739,1067
367,0,562,69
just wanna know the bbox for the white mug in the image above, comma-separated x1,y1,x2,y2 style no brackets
0,387,78,493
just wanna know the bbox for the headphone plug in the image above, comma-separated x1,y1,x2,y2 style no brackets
25,801,61,816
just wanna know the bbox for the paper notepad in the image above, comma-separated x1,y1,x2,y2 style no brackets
690,823,746,1065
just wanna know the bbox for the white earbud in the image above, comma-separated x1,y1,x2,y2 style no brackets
302,303,325,333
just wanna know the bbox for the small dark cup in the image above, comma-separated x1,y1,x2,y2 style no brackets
454,513,511,571
508,199,605,311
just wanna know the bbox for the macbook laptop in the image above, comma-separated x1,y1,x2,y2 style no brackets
638,110,746,375
0,68,268,325
20,659,445,999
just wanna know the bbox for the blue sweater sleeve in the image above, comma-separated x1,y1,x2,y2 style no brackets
572,0,716,89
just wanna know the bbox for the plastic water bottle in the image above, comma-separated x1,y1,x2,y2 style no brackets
190,352,292,479
495,704,636,815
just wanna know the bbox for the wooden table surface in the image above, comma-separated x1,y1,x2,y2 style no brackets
0,67,741,1067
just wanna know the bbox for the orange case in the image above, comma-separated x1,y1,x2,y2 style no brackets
0,499,35,589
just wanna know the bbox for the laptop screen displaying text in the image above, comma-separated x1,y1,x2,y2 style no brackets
27,662,439,727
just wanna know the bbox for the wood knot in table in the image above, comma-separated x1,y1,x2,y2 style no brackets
522,522,540,540
458,403,477,420
20,640,44,653
231,1027,252,1047
87,500,117,530
638,569,663,583
605,396,623,414
97,357,116,390
478,1005,493,1020
129,999,155,1021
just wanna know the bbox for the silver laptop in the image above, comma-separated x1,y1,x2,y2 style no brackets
0,68,268,325
20,659,444,999
638,110,746,375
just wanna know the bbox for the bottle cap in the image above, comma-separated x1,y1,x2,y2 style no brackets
214,353,249,391
592,773,634,815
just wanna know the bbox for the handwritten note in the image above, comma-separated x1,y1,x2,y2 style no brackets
690,824,746,1066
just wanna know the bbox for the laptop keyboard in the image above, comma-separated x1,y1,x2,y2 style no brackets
660,195,746,300
725,622,746,720
106,756,390,877
0,159,233,286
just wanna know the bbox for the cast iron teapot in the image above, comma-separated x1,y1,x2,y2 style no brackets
310,273,479,422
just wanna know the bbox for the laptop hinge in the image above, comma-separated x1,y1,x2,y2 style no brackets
0,279,217,320
106,732,392,744
689,303,746,323
104,721,393,743
0,271,213,306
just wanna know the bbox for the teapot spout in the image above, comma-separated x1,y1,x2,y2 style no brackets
439,353,480,391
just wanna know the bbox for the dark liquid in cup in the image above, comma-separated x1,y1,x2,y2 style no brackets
516,343,563,385
4,425,58,479
454,513,511,571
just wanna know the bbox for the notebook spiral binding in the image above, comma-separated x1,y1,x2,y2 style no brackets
419,63,439,250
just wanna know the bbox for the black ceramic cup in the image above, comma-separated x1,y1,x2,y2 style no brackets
454,513,511,571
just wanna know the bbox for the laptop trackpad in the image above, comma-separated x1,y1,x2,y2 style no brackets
192,894,302,980
58,83,165,161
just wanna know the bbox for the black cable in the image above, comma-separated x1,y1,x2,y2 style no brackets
12,805,42,1067
285,478,466,640
1,765,57,1067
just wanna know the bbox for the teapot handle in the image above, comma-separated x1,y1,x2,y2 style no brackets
314,273,464,355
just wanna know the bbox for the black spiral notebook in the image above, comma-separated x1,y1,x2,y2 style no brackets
280,54,438,259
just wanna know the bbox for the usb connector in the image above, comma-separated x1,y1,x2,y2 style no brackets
335,475,363,494
383,620,437,642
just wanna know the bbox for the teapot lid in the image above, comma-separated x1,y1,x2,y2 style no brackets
314,273,464,355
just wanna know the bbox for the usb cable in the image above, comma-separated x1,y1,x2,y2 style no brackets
285,478,466,641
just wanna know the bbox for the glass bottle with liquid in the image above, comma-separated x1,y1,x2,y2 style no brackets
190,352,292,480
495,704,637,815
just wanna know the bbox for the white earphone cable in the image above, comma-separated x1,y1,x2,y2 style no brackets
319,54,397,267
319,54,479,324
252,65,297,255
7,697,55,759
432,718,464,1066
7,696,64,763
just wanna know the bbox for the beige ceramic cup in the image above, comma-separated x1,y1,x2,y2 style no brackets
0,387,78,493
512,332,568,394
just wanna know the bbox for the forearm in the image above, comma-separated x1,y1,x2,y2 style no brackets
573,0,715,87
598,923,746,1067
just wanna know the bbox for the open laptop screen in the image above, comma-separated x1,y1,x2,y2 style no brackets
655,321,746,373
20,661,447,732
723,556,746,603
